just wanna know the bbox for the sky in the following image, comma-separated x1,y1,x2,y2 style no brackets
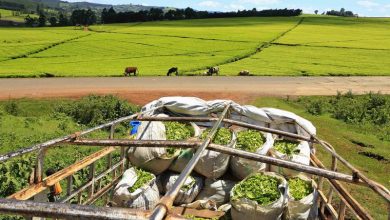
66,0,390,17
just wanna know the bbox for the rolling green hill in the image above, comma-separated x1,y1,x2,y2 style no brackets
0,15,389,77
0,8,38,22
0,0,169,14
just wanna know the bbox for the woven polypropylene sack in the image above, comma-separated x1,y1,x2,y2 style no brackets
112,168,160,210
230,172,288,220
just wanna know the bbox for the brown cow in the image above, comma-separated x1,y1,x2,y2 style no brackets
124,67,138,76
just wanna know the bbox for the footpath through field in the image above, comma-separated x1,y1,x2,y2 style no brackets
1,77,389,105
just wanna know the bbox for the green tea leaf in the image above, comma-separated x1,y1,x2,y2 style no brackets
201,127,232,145
288,177,313,200
236,130,265,152
274,140,300,157
232,173,280,205
128,168,153,193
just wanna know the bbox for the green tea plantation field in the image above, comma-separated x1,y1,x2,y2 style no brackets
0,15,389,77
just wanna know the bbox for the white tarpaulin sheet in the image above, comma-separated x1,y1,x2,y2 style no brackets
141,97,316,137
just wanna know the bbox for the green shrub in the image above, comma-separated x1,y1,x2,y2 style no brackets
4,100,20,116
297,92,390,141
56,95,139,126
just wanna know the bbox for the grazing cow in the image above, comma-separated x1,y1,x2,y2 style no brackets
238,70,250,76
207,67,219,76
167,67,179,76
124,67,138,76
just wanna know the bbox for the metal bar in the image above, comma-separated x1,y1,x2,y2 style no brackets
83,176,121,205
8,147,116,200
150,103,232,220
88,162,96,198
67,176,73,196
60,158,124,203
138,116,314,142
0,106,162,162
311,154,372,220
70,139,369,186
34,147,47,184
297,123,390,202
0,198,150,220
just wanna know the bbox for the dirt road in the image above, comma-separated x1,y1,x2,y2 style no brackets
1,76,389,105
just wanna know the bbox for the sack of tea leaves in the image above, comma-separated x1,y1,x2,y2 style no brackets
230,172,288,220
158,172,203,205
230,129,274,180
168,122,201,173
196,178,236,206
112,167,159,210
270,139,311,177
128,117,199,175
194,127,236,179
287,175,318,220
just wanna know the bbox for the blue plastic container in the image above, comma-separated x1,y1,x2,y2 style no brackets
129,121,141,135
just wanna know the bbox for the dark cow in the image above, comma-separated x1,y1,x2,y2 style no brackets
167,67,179,76
124,67,138,76
238,70,250,76
207,67,219,76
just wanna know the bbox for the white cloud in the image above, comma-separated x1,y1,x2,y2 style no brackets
224,3,246,11
239,0,280,4
357,1,380,8
198,1,221,8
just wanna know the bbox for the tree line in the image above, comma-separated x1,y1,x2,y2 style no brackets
326,8,357,17
24,9,96,27
101,7,303,23
23,7,302,27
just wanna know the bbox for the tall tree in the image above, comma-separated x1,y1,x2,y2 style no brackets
38,13,46,27
184,7,196,19
58,13,69,26
49,17,57,26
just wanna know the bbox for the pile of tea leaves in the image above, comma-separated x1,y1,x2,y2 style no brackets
274,140,300,156
236,130,265,152
232,173,280,205
128,168,153,193
165,122,195,157
201,127,231,145
288,177,313,200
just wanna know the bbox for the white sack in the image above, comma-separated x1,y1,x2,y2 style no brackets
230,131,274,180
158,172,203,205
230,172,288,220
194,129,237,179
270,140,311,177
112,168,159,210
196,178,236,206
287,175,318,220
128,115,176,175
